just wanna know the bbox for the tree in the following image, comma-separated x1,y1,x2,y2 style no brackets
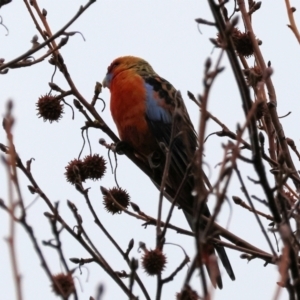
0,1,299,299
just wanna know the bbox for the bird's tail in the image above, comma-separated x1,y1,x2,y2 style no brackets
183,211,235,289
202,243,223,289
215,243,236,281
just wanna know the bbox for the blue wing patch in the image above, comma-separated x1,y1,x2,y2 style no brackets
144,83,172,123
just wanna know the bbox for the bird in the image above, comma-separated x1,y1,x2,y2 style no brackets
102,56,235,288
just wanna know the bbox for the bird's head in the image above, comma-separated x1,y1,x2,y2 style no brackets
102,56,155,89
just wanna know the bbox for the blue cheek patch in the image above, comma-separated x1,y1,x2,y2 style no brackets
145,83,172,124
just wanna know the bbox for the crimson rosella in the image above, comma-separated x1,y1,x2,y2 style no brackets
102,56,235,288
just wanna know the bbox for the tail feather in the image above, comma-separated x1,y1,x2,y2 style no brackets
202,244,223,289
184,211,235,288
215,242,236,281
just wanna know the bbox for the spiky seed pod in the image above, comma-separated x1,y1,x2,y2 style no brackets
51,273,75,298
82,154,107,180
64,158,86,184
142,248,167,276
231,28,254,57
36,94,64,123
217,28,254,57
102,187,130,214
176,285,200,300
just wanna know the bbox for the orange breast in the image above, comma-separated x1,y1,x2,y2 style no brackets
110,70,157,155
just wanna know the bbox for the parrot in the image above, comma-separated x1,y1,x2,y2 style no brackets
102,56,235,288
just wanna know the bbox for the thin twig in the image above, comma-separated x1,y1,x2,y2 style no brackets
1,0,96,71
284,0,300,43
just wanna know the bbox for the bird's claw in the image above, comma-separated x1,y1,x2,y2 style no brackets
148,151,163,169
115,141,132,155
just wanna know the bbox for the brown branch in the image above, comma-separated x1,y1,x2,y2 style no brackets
232,196,274,221
2,103,77,300
30,0,58,49
238,0,300,188
208,0,281,224
90,188,150,300
8,43,66,69
0,0,96,71
284,0,300,43
161,255,190,284
4,103,23,300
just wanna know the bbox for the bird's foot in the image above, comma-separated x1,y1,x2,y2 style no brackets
147,151,163,169
115,141,133,155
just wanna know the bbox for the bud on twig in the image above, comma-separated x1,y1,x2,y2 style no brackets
130,202,140,213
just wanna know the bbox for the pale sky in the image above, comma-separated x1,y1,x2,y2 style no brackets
1,1,299,299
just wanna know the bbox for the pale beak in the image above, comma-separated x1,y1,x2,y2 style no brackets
102,73,112,89
102,76,108,88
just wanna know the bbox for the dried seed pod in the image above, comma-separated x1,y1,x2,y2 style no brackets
51,273,75,298
102,187,130,214
217,28,255,57
36,94,64,123
176,285,200,300
82,154,107,181
64,159,86,184
142,248,167,276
